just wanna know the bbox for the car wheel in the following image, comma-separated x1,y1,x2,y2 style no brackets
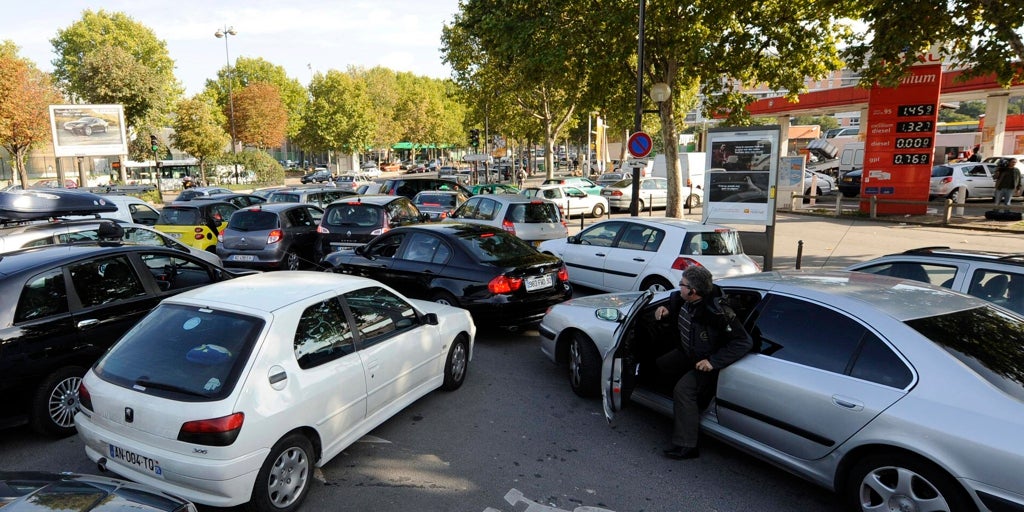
637,198,646,212
947,189,966,203
83,126,93,136
441,334,469,391
640,276,673,292
685,193,702,208
590,203,606,218
846,453,971,512
568,333,601,398
283,251,301,271
431,291,460,308
31,366,84,437
248,433,313,512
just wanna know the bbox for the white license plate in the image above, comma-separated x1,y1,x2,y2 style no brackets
108,443,163,477
525,274,553,291
231,255,256,262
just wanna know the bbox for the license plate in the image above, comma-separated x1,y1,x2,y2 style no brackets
231,255,256,262
108,443,163,477
525,273,553,291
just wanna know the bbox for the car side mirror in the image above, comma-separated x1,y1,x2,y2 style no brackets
423,312,439,325
568,234,580,244
354,245,367,256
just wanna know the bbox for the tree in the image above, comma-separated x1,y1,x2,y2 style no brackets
0,42,64,187
232,82,288,150
837,0,1024,88
204,57,308,138
171,96,230,184
296,70,374,158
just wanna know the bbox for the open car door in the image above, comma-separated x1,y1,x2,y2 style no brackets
601,290,655,422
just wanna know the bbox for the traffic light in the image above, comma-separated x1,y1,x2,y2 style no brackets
150,134,159,152
469,129,480,148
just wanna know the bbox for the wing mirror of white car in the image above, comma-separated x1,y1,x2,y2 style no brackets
423,312,439,325
595,307,624,322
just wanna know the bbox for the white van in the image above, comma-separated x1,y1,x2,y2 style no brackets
839,142,865,174
651,153,706,190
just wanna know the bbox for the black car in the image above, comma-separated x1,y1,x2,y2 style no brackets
173,187,233,202
412,190,470,221
377,177,474,199
316,195,428,256
321,223,572,329
217,202,324,270
193,193,267,209
0,243,245,437
300,169,333,184
838,169,862,197
0,471,197,511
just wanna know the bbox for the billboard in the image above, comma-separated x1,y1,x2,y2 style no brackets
49,104,129,157
702,126,780,225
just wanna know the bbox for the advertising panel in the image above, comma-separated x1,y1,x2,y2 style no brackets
702,126,780,225
778,156,807,207
862,62,943,214
49,104,129,157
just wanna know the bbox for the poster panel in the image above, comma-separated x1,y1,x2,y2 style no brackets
702,126,780,225
778,156,807,208
49,104,129,158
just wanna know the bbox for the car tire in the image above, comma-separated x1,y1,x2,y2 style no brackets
441,334,469,391
568,333,601,398
283,251,301,271
431,291,460,308
640,276,673,292
248,433,313,512
84,126,93,136
31,366,84,437
637,198,646,212
590,203,606,218
685,193,702,208
845,452,971,512
947,189,966,203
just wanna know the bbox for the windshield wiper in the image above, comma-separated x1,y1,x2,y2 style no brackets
134,378,209,398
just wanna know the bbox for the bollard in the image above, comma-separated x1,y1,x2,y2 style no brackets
580,212,584,230
795,240,804,270
649,193,654,216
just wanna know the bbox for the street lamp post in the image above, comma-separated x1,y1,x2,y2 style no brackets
215,25,239,185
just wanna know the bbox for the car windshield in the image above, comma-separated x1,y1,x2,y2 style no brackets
93,304,265,400
905,306,1024,401
681,230,743,256
324,204,382,227
228,210,279,231
506,203,560,223
157,208,199,225
456,229,537,262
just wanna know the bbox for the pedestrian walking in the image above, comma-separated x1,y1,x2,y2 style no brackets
994,158,1021,208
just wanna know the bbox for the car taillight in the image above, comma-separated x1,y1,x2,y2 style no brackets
488,275,523,294
178,412,245,446
194,227,205,240
671,257,703,270
941,177,953,184
440,211,449,219
317,225,329,234
557,264,569,282
501,219,516,234
267,229,283,244
608,190,623,197
78,382,92,412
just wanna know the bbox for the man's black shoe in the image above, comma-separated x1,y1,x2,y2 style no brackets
663,446,700,460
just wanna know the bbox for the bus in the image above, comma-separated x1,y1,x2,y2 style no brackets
122,159,201,189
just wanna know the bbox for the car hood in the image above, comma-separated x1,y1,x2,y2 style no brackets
0,471,195,512
558,291,645,311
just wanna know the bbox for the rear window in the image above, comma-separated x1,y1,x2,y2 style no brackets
93,304,264,401
905,306,1024,401
681,230,743,256
268,193,300,203
610,179,633,188
416,193,458,207
157,207,199,225
506,203,560,223
228,210,279,231
931,166,953,177
323,204,382,228
456,230,537,262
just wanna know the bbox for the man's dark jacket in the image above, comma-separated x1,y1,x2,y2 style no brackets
662,284,752,369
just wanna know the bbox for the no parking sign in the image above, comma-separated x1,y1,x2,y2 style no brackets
627,131,653,159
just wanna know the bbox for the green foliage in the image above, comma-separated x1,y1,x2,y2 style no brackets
297,70,374,154
172,96,230,183
836,0,1024,87
50,10,180,109
209,150,284,185
0,41,64,186
77,45,174,132
792,116,841,130
204,57,307,138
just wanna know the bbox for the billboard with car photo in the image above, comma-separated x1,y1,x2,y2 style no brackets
49,104,129,157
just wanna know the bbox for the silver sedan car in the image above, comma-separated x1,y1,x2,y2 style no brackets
539,271,1024,512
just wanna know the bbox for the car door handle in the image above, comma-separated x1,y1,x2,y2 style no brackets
633,258,646,262
831,395,864,411
77,319,100,329
595,253,606,257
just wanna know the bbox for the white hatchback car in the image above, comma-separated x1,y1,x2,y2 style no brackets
444,193,568,245
537,217,760,292
75,272,475,511
929,162,997,201
520,184,608,218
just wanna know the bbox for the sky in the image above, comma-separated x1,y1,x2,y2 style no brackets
7,0,463,96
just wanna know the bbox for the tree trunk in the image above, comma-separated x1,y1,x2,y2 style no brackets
660,96,684,218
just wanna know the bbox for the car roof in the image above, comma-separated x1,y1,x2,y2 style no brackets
163,201,234,210
469,193,553,204
719,270,990,321
233,202,317,213
325,195,406,207
165,271,385,313
612,216,736,233
879,246,1024,266
0,243,172,277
